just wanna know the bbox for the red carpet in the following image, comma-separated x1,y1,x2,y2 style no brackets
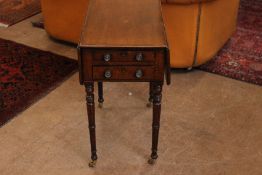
0,0,41,27
199,0,262,86
0,39,78,126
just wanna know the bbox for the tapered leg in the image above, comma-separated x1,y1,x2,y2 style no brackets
98,82,104,108
147,82,154,108
85,83,97,167
148,82,163,165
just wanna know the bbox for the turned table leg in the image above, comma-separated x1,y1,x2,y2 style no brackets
147,82,154,108
148,82,163,165
98,82,104,108
85,83,98,167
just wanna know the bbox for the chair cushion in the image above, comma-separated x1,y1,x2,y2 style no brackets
162,0,216,4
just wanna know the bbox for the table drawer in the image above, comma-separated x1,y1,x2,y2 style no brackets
92,50,155,64
93,66,154,81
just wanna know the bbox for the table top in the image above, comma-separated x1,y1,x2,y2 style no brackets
79,0,168,48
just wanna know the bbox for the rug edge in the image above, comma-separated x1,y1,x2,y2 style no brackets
0,38,79,127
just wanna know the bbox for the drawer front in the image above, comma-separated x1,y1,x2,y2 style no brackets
93,66,154,81
92,50,155,64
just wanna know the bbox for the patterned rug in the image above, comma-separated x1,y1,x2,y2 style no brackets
0,0,41,27
0,39,78,126
199,0,262,86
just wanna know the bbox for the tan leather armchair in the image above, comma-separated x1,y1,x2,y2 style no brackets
41,0,240,68
41,0,89,43
162,0,240,68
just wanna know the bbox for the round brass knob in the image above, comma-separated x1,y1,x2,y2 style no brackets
104,70,112,79
136,53,143,62
104,54,111,62
135,69,143,78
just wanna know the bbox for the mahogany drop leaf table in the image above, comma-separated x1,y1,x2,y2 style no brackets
78,0,171,167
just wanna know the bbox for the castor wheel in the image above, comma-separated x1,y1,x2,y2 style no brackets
148,158,156,165
89,160,97,168
146,102,152,108
187,67,193,71
98,102,103,108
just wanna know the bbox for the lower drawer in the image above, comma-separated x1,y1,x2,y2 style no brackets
93,66,154,81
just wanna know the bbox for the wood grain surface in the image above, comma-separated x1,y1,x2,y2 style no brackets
79,0,168,48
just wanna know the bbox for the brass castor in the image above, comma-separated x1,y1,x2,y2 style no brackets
148,158,156,165
89,160,96,168
187,67,193,71
98,102,103,108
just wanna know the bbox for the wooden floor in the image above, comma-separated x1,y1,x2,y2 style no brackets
0,14,261,175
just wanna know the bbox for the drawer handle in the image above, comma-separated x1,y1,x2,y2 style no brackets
103,54,111,62
135,69,143,78
104,70,112,79
136,53,143,62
